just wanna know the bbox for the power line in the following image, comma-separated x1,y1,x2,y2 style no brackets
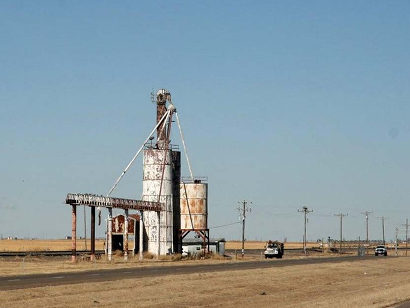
311,213,333,218
209,222,241,229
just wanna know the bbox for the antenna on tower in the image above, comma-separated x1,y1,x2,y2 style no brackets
150,89,155,104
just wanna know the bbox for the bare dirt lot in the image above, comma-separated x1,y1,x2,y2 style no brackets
1,257,410,307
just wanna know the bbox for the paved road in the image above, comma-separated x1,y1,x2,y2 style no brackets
0,256,377,291
396,301,410,308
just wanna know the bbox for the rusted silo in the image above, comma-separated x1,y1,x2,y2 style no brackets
180,180,208,231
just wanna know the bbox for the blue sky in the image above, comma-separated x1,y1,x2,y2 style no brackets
1,1,410,242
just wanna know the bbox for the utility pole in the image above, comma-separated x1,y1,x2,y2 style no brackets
298,206,313,255
395,227,399,256
403,219,409,256
377,216,387,245
334,213,347,254
237,200,252,258
361,211,372,244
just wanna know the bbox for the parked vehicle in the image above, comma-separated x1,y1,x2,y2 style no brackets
264,241,284,259
375,245,387,256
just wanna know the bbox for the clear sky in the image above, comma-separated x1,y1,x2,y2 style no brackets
1,1,410,242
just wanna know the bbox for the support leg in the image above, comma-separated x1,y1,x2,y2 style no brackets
157,211,160,258
108,208,113,261
139,211,144,261
124,209,129,261
133,219,136,257
71,205,77,262
91,206,95,261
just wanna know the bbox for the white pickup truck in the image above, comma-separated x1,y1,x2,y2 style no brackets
375,245,387,256
264,241,284,259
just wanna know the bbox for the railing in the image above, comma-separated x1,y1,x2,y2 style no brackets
65,193,163,211
181,176,208,183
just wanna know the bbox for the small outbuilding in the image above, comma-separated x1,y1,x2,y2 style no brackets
108,214,141,253
182,238,225,256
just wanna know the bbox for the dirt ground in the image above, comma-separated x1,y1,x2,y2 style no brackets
0,254,233,277
1,257,410,307
0,248,350,277
1,239,407,278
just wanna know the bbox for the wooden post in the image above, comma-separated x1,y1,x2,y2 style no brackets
133,218,136,257
157,211,160,259
108,208,113,261
139,211,144,260
71,205,77,262
91,206,95,261
124,209,129,261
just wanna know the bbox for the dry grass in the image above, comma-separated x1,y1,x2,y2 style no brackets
0,248,405,278
0,239,104,252
1,257,410,307
0,239,318,252
1,239,400,252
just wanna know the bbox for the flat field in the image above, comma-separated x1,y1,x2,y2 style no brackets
1,257,410,307
1,239,378,251
0,239,104,251
226,240,317,250
1,240,314,252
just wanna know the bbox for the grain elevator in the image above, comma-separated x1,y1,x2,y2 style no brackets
141,89,209,255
